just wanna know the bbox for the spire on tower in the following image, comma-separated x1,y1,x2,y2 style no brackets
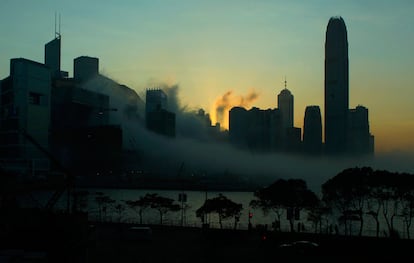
54,12,61,39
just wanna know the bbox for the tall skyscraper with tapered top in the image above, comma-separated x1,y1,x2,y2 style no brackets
324,16,349,154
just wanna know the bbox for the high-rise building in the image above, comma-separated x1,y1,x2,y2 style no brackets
0,58,51,174
145,89,175,137
348,105,374,155
229,107,248,148
278,82,294,130
303,105,322,154
44,34,68,79
45,36,61,78
324,16,349,154
74,56,99,83
145,89,168,115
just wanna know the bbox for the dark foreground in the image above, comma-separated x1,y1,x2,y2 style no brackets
1,210,412,263
88,223,413,263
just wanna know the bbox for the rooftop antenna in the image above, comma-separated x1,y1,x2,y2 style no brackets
284,76,287,89
54,12,57,38
54,12,61,39
58,13,61,38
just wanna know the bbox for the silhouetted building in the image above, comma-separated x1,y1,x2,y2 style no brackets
51,79,111,129
229,106,282,152
145,89,168,115
197,108,212,127
278,86,294,130
50,49,123,174
44,35,68,79
276,82,303,153
246,107,270,152
145,89,175,137
0,58,51,174
50,77,122,174
285,127,302,153
229,107,248,148
45,37,61,78
324,16,349,154
303,105,322,154
74,56,99,83
268,109,284,151
348,105,374,155
52,124,122,175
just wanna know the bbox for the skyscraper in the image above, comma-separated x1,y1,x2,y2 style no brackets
45,36,61,78
348,105,374,155
145,89,175,137
303,105,322,154
324,16,349,154
278,81,293,130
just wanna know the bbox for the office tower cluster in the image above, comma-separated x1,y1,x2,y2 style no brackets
0,15,374,178
229,16,374,156
0,31,151,176
229,81,301,153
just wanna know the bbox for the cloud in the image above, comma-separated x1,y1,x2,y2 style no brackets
82,79,414,194
213,89,259,129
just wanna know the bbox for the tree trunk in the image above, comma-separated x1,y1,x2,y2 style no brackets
219,214,223,229
375,217,380,237
390,214,396,236
159,211,163,225
359,213,364,236
289,219,294,232
139,210,143,224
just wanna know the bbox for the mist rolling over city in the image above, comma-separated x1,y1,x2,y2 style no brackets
1,1,414,262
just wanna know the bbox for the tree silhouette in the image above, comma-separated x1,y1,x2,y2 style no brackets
250,179,319,232
114,203,125,223
95,192,116,222
196,194,243,229
125,194,153,224
146,193,180,225
322,167,372,236
307,202,331,234
321,167,414,238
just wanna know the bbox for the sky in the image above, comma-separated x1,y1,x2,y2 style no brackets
1,0,414,155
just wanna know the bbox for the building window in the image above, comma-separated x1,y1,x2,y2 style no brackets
29,92,42,105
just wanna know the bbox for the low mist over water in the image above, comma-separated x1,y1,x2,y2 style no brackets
83,77,414,193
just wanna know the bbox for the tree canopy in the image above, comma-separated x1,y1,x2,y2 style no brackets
196,194,243,229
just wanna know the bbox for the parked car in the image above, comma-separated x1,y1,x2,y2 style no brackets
278,240,320,256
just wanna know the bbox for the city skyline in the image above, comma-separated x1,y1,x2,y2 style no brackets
1,1,414,154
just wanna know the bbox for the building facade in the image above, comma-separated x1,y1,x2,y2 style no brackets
303,105,322,154
145,89,175,137
348,105,374,155
74,56,99,83
324,16,349,154
0,58,51,174
278,88,294,130
45,37,61,79
229,106,283,152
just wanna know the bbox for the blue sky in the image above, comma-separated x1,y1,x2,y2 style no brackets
1,0,414,153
